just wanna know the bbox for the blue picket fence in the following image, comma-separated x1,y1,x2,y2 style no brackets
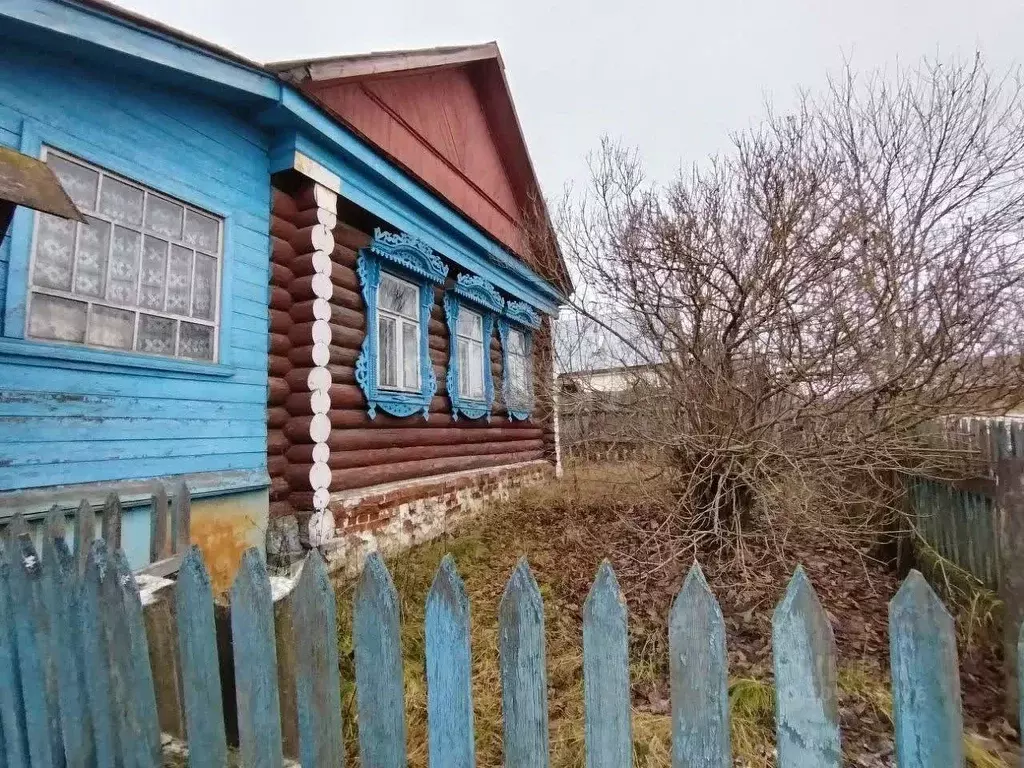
0,516,1019,767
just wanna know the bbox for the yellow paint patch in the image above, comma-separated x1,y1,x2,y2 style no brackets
189,490,268,594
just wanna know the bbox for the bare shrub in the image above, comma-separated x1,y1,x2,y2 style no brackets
553,55,1024,552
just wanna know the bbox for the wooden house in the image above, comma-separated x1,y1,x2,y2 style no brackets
0,0,567,586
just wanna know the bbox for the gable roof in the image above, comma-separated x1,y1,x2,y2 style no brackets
7,0,571,301
269,44,572,295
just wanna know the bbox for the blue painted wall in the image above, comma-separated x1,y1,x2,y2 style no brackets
0,39,272,492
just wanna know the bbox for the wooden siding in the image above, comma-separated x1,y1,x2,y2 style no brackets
0,40,272,491
270,182,554,514
308,68,527,258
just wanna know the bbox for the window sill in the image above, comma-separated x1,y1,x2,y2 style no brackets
0,337,235,378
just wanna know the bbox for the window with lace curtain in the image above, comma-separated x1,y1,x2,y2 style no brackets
26,148,222,361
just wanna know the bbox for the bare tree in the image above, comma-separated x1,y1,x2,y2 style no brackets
552,55,1024,549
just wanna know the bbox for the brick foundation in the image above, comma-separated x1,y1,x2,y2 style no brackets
267,460,553,577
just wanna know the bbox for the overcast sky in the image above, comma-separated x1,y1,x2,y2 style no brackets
116,0,1024,195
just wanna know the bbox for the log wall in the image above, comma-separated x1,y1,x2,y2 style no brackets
267,180,556,519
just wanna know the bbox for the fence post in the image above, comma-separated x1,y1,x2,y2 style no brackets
498,558,549,768
998,444,1024,724
890,570,963,768
101,494,121,552
353,552,408,768
425,554,475,768
583,560,631,768
772,566,841,768
172,482,191,555
669,563,730,768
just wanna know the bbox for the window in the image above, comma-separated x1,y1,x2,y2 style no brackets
26,148,222,361
499,301,540,420
354,228,448,419
456,308,485,400
442,274,502,421
505,327,532,408
376,272,421,392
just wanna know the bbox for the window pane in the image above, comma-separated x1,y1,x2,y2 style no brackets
136,314,176,356
378,315,397,387
402,321,419,389
107,227,141,304
184,210,220,254
192,253,217,320
145,195,184,239
458,338,469,395
99,177,144,226
87,305,134,349
47,155,98,210
139,235,168,310
74,217,110,298
165,244,193,314
509,353,531,405
29,149,223,362
467,342,484,398
508,329,525,356
457,309,482,340
32,213,76,291
379,274,416,318
28,294,87,343
179,322,214,360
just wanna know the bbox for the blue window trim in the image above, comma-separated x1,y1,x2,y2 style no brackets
3,117,238,375
499,301,541,421
444,274,504,421
355,228,448,419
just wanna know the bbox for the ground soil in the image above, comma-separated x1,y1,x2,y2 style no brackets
333,463,1019,767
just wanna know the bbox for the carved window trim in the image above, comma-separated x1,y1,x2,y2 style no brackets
355,228,448,419
444,274,504,421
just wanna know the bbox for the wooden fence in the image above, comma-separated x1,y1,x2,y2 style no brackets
909,417,1024,591
0,519,1018,767
0,481,192,578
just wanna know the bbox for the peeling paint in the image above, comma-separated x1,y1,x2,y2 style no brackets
189,489,269,594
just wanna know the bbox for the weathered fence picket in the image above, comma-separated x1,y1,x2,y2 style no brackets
78,544,118,767
2,515,1023,768
425,554,475,768
0,548,28,768
772,566,841,768
40,531,92,768
72,501,91,578
890,570,964,768
9,535,61,768
230,548,284,768
498,558,549,768
353,552,408,768
583,560,632,768
150,485,169,563
175,546,228,768
669,564,729,768
292,550,344,768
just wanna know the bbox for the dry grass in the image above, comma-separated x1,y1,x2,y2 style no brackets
331,464,1012,767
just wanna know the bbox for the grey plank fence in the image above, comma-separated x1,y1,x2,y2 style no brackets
0,523,1018,767
910,416,1024,590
